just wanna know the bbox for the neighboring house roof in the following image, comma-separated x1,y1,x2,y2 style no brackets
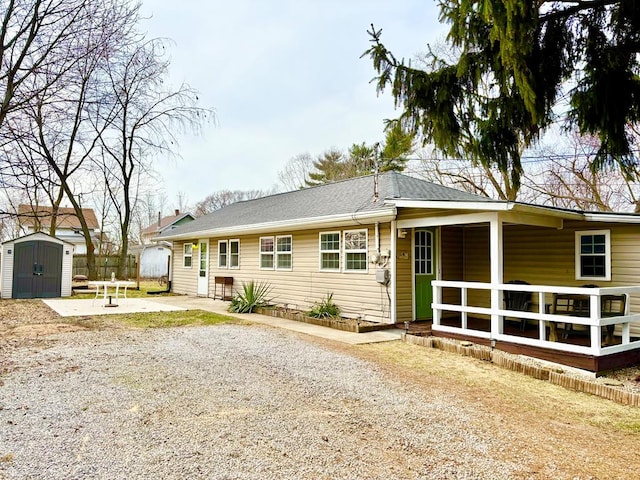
158,172,493,240
141,211,195,237
17,205,99,231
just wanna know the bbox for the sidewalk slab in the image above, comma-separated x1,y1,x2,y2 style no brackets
44,298,186,317
148,296,402,345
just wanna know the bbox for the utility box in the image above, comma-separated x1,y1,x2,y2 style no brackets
376,268,390,285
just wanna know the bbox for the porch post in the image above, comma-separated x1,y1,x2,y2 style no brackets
490,216,504,337
390,221,397,324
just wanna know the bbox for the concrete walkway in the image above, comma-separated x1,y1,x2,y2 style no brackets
148,295,402,345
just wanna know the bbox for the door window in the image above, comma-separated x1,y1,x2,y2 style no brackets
415,230,433,275
199,242,207,277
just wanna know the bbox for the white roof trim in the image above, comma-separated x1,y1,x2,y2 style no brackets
583,212,640,223
388,198,584,219
158,208,398,241
387,199,511,210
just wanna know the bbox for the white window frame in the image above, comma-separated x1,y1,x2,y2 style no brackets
275,235,292,271
575,230,611,281
229,239,240,269
218,240,228,268
183,243,193,268
319,231,341,271
260,236,274,270
343,229,368,273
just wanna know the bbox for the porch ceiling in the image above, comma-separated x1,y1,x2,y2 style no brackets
397,210,564,229
393,199,581,230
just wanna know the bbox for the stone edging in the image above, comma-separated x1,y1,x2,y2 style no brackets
403,333,640,407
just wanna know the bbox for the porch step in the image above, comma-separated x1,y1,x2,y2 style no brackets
396,321,432,337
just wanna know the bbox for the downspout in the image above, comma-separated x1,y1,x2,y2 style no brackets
375,222,380,253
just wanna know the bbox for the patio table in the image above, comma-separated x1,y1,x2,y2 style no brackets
89,280,136,307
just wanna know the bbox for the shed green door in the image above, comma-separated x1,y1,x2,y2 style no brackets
414,229,436,319
12,240,63,298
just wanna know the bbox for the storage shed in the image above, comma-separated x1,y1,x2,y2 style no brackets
1,232,73,299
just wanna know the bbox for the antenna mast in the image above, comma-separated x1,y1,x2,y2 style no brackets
373,142,380,202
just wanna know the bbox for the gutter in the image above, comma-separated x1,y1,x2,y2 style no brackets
583,213,640,224
155,208,398,242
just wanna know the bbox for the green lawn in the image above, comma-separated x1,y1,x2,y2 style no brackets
71,280,174,299
104,309,243,329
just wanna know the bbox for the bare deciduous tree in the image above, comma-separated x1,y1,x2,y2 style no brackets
1,0,140,277
526,134,640,212
0,0,109,129
93,36,213,277
194,189,272,217
278,153,314,191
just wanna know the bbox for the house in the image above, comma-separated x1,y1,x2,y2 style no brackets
157,172,640,373
140,210,195,244
136,210,195,279
17,205,100,254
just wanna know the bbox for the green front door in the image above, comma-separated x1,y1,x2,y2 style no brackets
414,229,436,319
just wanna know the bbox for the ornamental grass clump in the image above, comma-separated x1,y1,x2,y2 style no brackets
308,293,340,319
229,280,272,313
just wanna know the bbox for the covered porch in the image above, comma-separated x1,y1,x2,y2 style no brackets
432,281,640,372
394,202,640,373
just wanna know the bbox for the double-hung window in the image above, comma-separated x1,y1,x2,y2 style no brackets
218,239,240,268
218,240,228,268
319,232,340,271
344,229,368,272
183,243,193,268
229,239,240,268
575,230,611,281
260,237,274,269
260,236,292,270
276,235,292,270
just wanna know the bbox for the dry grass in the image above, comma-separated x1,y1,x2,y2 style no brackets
357,342,640,431
105,310,243,329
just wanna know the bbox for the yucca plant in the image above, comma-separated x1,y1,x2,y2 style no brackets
308,293,340,319
229,280,272,313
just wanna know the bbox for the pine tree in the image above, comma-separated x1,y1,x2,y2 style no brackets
364,0,640,198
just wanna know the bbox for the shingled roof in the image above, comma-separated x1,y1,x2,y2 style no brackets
158,172,492,240
17,205,99,230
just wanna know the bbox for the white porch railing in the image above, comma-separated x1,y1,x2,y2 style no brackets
431,281,640,357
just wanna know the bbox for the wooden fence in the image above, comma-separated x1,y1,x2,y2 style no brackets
72,254,137,280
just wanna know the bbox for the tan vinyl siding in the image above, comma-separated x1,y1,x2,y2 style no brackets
462,225,491,311
441,226,464,308
176,224,395,323
395,230,413,322
503,222,640,313
171,240,198,294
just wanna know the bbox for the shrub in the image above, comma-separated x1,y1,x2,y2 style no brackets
228,280,272,313
308,293,340,319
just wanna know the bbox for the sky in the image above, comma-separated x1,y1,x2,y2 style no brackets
140,0,446,208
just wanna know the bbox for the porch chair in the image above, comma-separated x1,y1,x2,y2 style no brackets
602,294,627,345
556,285,626,342
503,280,532,331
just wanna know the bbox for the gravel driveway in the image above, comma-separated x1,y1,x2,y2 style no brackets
0,324,525,479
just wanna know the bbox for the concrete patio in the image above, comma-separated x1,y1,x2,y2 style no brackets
43,295,403,346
